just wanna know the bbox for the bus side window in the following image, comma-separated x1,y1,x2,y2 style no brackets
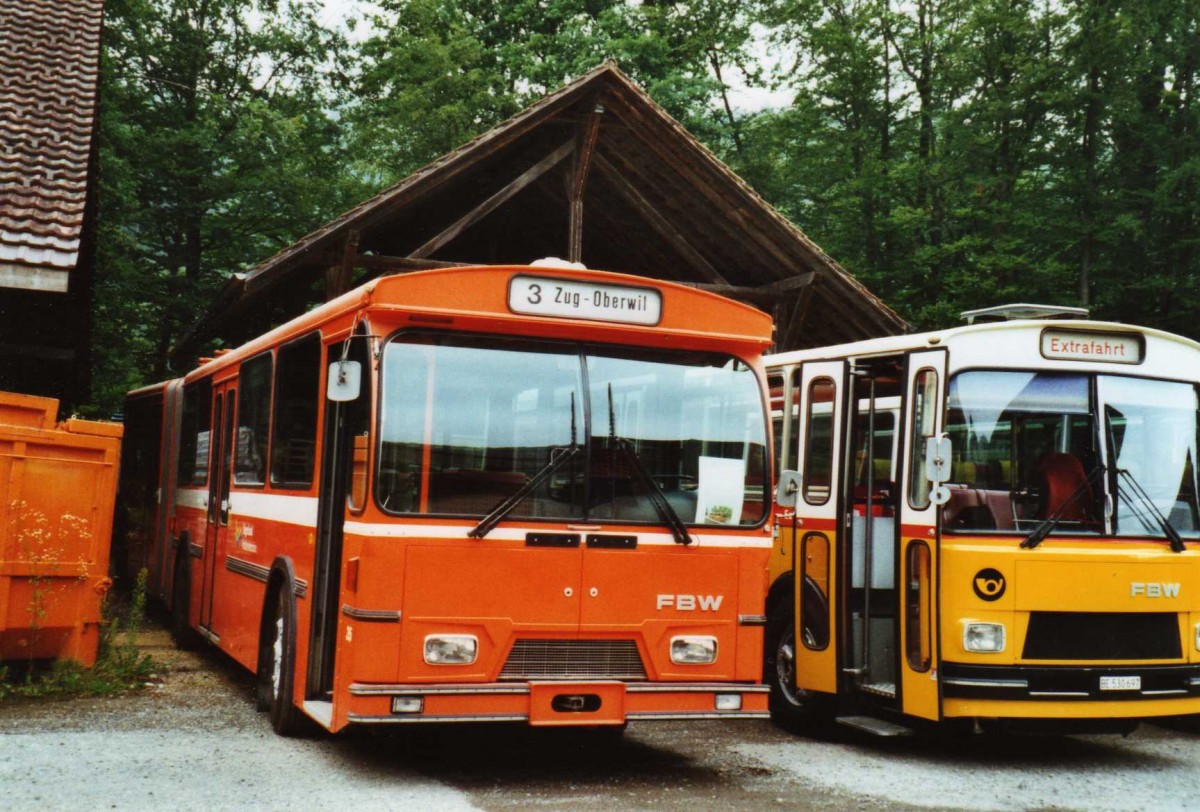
908,368,938,509
345,328,372,513
768,373,785,479
271,333,321,490
803,378,835,505
178,379,212,487
235,351,273,486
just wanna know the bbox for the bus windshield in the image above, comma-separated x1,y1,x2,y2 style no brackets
1100,376,1200,537
376,333,768,527
945,370,1200,538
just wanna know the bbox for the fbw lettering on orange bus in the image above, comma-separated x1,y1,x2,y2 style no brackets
657,594,724,611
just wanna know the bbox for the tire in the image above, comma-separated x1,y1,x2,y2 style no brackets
169,551,198,652
765,598,820,730
260,584,304,736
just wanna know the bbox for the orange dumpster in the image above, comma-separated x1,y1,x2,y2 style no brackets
0,392,122,667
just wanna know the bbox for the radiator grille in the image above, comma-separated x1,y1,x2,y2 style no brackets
1022,612,1181,661
500,639,647,680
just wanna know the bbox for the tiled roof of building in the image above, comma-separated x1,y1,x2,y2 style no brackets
0,0,104,292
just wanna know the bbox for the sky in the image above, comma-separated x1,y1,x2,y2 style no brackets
314,0,789,112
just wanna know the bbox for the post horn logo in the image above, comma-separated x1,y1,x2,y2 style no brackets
973,568,1006,601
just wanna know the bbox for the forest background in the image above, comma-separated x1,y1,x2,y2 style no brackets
94,0,1199,413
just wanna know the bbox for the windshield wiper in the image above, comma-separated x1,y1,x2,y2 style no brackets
1021,463,1103,549
468,445,581,539
612,437,694,546
470,394,580,539
1114,468,1187,553
606,383,693,546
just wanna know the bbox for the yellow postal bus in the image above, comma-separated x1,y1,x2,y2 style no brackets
765,304,1200,735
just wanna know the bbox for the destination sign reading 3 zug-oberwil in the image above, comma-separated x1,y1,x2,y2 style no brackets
509,275,663,326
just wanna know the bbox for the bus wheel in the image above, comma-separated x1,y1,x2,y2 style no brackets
169,553,197,652
766,601,816,730
261,586,303,736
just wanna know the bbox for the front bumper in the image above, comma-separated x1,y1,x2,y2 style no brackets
345,680,770,726
942,662,1200,719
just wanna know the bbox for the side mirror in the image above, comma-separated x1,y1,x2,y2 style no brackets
924,435,951,484
924,435,952,506
776,470,802,509
327,360,362,402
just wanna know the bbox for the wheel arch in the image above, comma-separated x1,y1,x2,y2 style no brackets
258,555,298,654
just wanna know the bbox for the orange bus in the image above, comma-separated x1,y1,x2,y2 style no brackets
119,263,774,735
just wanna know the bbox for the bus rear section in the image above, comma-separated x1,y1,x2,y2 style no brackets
131,265,775,734
766,312,1200,735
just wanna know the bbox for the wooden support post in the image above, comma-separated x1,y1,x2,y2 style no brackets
777,282,817,352
568,103,604,263
410,140,576,260
325,230,360,300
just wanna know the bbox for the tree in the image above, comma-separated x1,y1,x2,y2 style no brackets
347,0,759,183
93,0,363,408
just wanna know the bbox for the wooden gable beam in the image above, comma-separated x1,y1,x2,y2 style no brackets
682,272,816,306
775,281,817,352
409,139,576,261
568,102,604,263
593,154,729,285
325,230,360,300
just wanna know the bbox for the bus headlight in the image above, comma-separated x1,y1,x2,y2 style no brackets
424,635,478,665
1195,623,1200,652
671,635,717,664
963,622,1006,653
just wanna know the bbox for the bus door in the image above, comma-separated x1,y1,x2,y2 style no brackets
200,383,236,637
307,336,369,703
844,357,902,704
151,380,184,600
788,361,845,697
897,350,946,720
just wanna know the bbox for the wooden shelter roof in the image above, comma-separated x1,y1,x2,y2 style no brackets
173,62,905,359
0,0,103,293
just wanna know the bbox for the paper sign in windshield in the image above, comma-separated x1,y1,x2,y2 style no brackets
695,456,746,525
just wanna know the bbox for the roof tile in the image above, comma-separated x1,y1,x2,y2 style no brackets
0,0,103,277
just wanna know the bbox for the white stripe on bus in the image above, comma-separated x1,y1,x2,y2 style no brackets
342,521,772,548
173,491,771,547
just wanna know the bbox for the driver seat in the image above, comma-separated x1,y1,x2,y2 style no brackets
1037,452,1092,522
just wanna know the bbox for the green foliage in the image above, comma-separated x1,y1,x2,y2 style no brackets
750,0,1200,334
87,0,1200,412
0,569,158,701
90,0,370,411
348,0,758,183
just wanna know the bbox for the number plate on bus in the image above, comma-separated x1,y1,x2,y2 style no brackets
1099,676,1141,691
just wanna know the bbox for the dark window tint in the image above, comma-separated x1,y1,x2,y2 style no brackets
235,352,273,485
271,334,321,489
177,379,212,487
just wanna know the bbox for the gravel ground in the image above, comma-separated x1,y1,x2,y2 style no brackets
3,621,1200,811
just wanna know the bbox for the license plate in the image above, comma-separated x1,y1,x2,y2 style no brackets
1099,676,1141,691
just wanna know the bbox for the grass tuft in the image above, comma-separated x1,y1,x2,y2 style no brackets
0,568,161,700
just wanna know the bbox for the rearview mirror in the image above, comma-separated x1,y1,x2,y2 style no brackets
327,360,362,402
924,435,951,484
775,470,802,509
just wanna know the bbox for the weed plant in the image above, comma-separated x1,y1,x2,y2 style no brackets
0,568,160,700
